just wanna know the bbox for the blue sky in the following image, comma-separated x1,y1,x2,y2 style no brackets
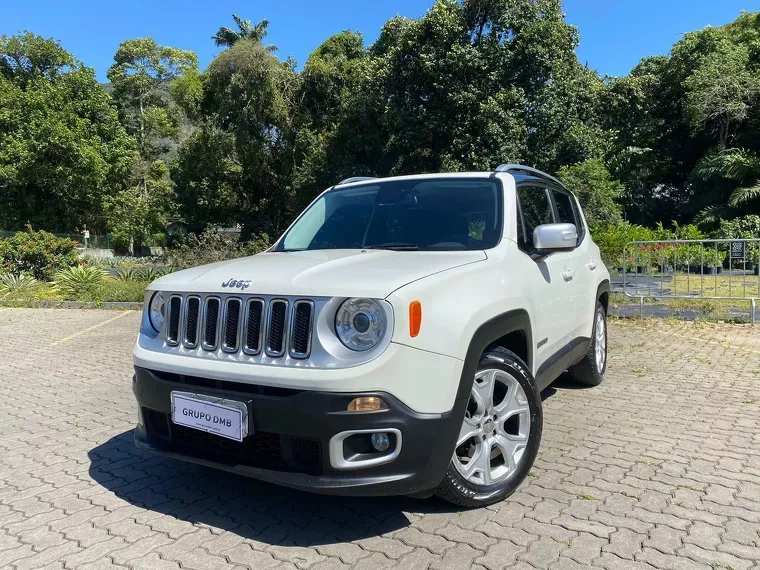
1,0,756,81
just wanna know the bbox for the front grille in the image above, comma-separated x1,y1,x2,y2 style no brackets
164,294,315,362
266,300,288,357
166,296,182,345
183,297,200,347
203,298,220,350
290,301,313,358
143,409,321,475
244,299,264,355
222,298,242,352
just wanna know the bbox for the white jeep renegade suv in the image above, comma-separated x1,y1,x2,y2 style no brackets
133,164,610,507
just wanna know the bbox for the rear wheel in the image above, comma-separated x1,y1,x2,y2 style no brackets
435,348,542,507
569,301,607,386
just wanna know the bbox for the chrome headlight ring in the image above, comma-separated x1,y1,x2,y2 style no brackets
148,291,166,333
334,298,387,351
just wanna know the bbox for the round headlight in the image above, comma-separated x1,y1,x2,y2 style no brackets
335,298,387,351
148,291,165,333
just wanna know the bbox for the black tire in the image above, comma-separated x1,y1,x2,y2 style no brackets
569,301,607,387
435,347,542,507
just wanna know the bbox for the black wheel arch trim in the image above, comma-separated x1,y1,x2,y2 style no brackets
597,279,610,303
455,309,533,402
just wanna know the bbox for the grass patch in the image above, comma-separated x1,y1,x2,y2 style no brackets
573,493,596,501
610,291,754,322
1,278,147,305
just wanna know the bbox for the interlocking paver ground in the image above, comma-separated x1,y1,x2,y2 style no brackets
2,308,760,570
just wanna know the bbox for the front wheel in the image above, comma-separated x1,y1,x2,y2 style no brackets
435,348,542,507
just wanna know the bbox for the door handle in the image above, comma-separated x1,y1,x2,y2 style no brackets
588,260,597,270
562,269,576,280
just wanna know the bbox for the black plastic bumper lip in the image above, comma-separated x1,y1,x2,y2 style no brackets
134,431,411,496
132,366,467,497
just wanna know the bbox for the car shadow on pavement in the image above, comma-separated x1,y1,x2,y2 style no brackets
540,372,595,402
88,431,460,546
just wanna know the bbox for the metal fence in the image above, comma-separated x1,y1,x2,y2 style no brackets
622,238,760,325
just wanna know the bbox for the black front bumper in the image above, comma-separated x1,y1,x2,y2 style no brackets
132,367,464,496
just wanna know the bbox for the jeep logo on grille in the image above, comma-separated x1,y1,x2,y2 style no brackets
221,278,252,290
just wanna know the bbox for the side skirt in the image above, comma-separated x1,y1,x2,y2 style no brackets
535,337,590,391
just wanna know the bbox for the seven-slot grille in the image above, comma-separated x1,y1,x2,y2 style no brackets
165,295,314,360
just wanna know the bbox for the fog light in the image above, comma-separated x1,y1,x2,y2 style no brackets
371,432,390,452
347,397,388,412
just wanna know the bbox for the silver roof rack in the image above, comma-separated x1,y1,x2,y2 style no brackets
337,176,377,186
495,164,564,188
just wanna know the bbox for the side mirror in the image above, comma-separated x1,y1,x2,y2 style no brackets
533,223,578,253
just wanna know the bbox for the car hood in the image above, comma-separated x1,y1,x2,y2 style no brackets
151,249,486,298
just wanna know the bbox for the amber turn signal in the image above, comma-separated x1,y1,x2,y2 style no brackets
409,301,422,337
347,397,389,412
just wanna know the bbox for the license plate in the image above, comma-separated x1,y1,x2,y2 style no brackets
170,391,249,442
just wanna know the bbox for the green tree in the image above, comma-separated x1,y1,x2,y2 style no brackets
212,14,277,51
691,147,760,222
0,32,136,232
557,159,623,227
107,38,198,160
685,40,758,147
104,161,173,253
171,127,242,232
172,39,298,236
106,38,197,249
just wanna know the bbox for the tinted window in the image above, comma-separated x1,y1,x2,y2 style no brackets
279,178,502,251
552,190,577,225
569,195,585,234
516,186,554,251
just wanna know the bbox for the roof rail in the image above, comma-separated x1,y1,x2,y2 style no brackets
495,164,564,188
337,176,377,186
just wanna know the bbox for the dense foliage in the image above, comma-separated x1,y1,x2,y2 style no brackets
167,227,271,270
2,4,760,247
0,230,79,279
0,33,136,232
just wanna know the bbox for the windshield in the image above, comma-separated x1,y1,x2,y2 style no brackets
277,178,503,252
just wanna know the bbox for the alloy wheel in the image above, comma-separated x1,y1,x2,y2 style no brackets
453,368,531,486
595,310,606,373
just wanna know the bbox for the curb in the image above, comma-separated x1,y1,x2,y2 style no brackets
0,301,143,310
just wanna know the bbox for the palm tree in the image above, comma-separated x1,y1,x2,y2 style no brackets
212,14,277,51
692,147,760,223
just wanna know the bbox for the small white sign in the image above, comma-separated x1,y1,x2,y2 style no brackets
171,393,244,441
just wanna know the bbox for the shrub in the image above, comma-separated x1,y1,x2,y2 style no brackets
137,267,168,282
0,273,37,298
0,231,79,280
53,265,107,298
591,222,654,269
115,267,138,281
100,281,147,302
168,227,271,270
711,215,760,262
240,234,272,257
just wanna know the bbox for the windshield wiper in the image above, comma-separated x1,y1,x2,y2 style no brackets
364,243,419,251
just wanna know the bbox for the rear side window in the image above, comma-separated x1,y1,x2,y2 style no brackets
552,190,576,225
516,186,554,251
551,189,584,244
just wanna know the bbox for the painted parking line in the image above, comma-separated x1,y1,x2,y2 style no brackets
49,311,134,347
